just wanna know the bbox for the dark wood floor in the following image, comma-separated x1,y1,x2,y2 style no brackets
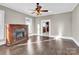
0,35,79,55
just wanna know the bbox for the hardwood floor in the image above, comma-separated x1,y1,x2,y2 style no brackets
0,35,79,55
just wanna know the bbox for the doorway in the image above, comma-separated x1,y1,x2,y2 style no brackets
25,18,32,36
41,20,51,36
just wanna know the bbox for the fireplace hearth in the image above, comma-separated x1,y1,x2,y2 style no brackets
6,24,28,46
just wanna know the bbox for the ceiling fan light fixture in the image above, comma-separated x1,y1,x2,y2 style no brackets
31,3,49,15
35,11,41,15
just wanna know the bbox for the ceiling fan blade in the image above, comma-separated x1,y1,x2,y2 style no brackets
41,10,48,12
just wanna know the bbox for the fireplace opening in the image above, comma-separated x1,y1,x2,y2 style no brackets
13,28,26,41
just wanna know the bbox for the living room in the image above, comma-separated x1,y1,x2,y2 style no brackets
0,3,79,55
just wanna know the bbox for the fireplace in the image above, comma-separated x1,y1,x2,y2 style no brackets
6,24,28,46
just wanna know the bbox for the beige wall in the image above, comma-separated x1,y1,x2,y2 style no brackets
34,12,72,37
72,4,79,46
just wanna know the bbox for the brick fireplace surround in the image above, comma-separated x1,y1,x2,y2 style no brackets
6,24,28,46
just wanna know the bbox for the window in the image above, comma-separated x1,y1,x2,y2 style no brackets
0,10,4,40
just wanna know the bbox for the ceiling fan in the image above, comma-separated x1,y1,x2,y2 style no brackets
31,3,48,15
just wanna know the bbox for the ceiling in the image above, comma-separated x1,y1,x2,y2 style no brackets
0,3,78,17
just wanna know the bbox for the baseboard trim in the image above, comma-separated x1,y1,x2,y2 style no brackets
72,38,79,47
0,40,6,45
30,34,73,39
29,34,79,47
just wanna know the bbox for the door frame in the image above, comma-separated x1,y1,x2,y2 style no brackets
41,19,51,36
25,17,32,35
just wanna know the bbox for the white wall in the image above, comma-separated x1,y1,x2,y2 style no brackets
72,4,79,46
34,12,72,37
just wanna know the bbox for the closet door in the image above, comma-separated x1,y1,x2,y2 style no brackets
0,10,4,40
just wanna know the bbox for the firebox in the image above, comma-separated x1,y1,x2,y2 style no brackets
13,28,25,40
